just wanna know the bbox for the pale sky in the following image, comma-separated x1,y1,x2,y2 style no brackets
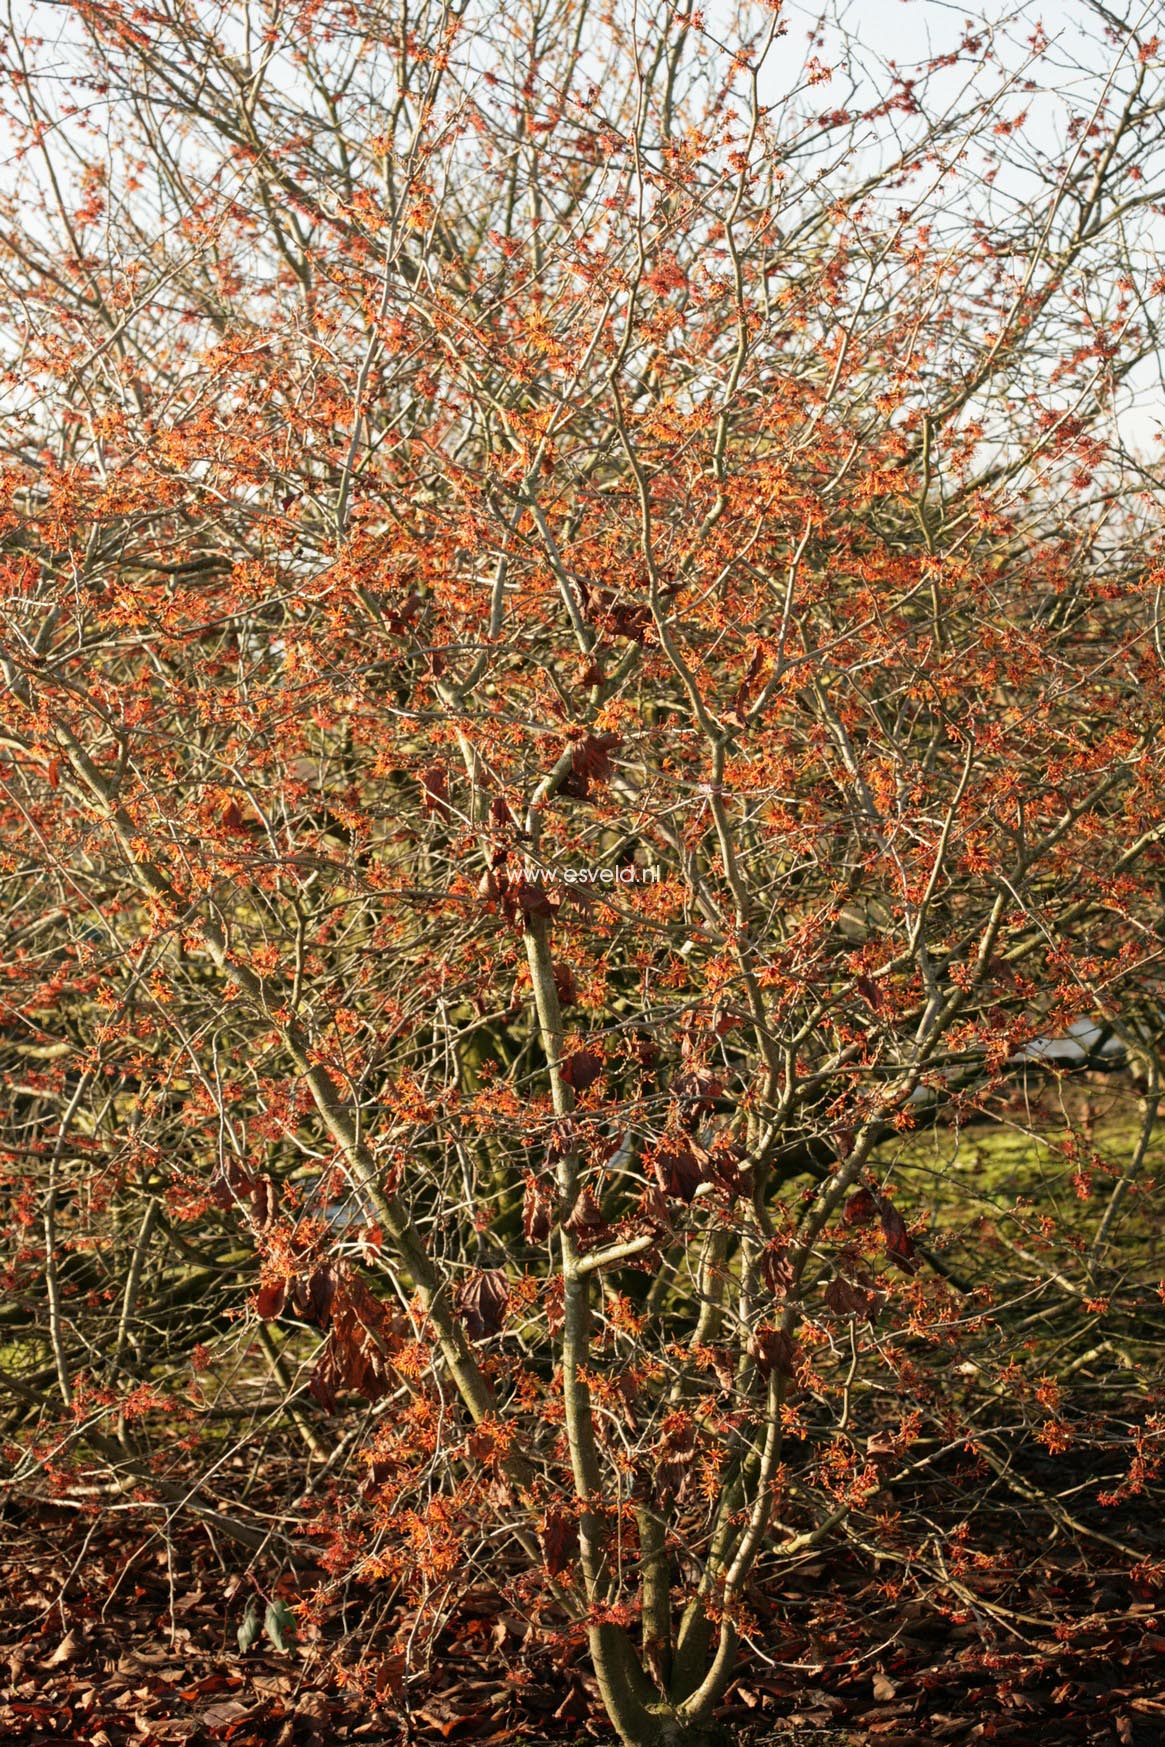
737,0,1165,459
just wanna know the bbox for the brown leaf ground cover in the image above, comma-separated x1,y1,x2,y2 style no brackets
3,1456,1162,1747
